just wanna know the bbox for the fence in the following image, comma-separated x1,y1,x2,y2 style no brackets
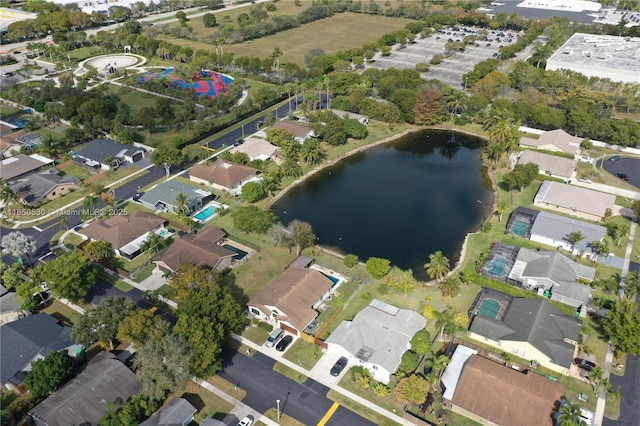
313,305,344,339
56,160,74,170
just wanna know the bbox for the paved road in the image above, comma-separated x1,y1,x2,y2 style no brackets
219,350,375,426
1,164,166,265
606,354,640,426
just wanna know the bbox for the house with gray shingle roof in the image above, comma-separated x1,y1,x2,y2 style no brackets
139,180,215,214
10,171,80,207
508,248,594,309
0,313,81,393
517,150,576,180
468,291,581,374
325,299,427,384
74,138,144,171
534,181,615,221
519,129,582,155
529,211,606,257
29,352,140,426
140,397,197,426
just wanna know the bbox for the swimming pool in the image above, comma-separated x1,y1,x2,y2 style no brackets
321,272,341,289
478,298,501,319
223,244,248,260
194,205,217,221
485,258,510,277
511,220,529,237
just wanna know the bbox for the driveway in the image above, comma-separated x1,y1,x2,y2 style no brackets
311,350,350,387
219,350,375,426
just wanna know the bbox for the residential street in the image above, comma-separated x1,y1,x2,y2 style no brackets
605,354,640,426
219,350,376,426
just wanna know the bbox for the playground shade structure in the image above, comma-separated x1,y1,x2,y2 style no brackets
138,67,234,98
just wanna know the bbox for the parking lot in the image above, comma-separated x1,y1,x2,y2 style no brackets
369,26,523,88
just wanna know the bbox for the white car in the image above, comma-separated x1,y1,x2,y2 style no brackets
578,156,594,164
577,177,592,184
237,415,254,426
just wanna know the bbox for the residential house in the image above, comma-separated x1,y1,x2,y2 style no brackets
1,313,82,393
248,265,334,336
329,109,369,125
509,248,594,309
153,226,236,274
16,133,44,150
190,159,260,195
229,138,282,163
29,352,141,426
534,181,615,221
74,138,145,171
78,211,167,259
10,171,80,207
519,129,582,156
139,180,215,214
442,347,565,426
272,120,315,143
468,289,582,374
140,397,197,426
530,210,606,256
0,284,26,325
0,138,21,158
0,153,54,183
325,299,427,384
517,150,576,180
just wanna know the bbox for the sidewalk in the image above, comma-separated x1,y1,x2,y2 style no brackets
593,220,637,426
231,332,408,425
194,378,279,426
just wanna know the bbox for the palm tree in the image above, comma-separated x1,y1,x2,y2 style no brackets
443,89,467,117
557,399,583,426
299,140,326,165
615,223,629,247
501,351,514,367
271,46,283,70
431,354,450,379
588,366,605,393
624,272,639,301
440,275,461,298
590,240,608,261
174,193,190,216
81,195,96,221
566,231,586,255
424,251,450,283
141,232,163,257
495,202,507,222
605,222,619,245
58,215,68,231
434,310,462,342
0,185,19,208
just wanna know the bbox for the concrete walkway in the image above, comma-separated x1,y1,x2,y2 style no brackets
593,220,637,426
230,332,408,425
194,378,279,426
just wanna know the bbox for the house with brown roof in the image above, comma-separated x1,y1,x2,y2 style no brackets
0,138,21,159
442,348,564,426
272,120,316,143
534,181,616,221
78,211,167,259
517,150,576,180
190,159,260,195
247,266,334,335
519,129,582,156
0,153,54,183
153,226,236,274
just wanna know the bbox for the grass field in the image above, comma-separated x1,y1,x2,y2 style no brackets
177,381,234,424
106,84,163,113
41,299,82,325
283,338,322,370
273,362,308,384
158,13,410,65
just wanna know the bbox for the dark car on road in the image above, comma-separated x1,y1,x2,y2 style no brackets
275,335,293,352
610,155,622,162
575,358,597,371
330,357,348,377
616,173,630,181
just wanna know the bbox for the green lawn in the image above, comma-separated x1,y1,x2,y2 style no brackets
63,233,85,250
158,13,411,65
41,299,82,325
59,164,93,181
131,262,155,283
68,46,105,61
105,84,165,113
240,324,269,345
178,381,235,424
206,375,247,401
273,362,308,384
283,339,322,370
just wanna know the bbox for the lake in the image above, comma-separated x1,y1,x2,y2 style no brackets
272,129,494,280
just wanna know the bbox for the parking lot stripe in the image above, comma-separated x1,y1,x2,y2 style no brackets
316,402,339,426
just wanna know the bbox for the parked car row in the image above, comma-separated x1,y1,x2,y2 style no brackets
263,328,293,352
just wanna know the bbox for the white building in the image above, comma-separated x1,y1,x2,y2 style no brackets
325,300,426,384
546,33,640,84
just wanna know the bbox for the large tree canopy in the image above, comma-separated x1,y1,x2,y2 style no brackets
72,297,136,350
37,251,97,302
172,265,244,377
25,351,74,398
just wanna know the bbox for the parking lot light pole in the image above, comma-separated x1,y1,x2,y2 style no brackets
276,399,281,423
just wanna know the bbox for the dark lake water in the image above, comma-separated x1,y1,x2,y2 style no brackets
272,130,494,280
